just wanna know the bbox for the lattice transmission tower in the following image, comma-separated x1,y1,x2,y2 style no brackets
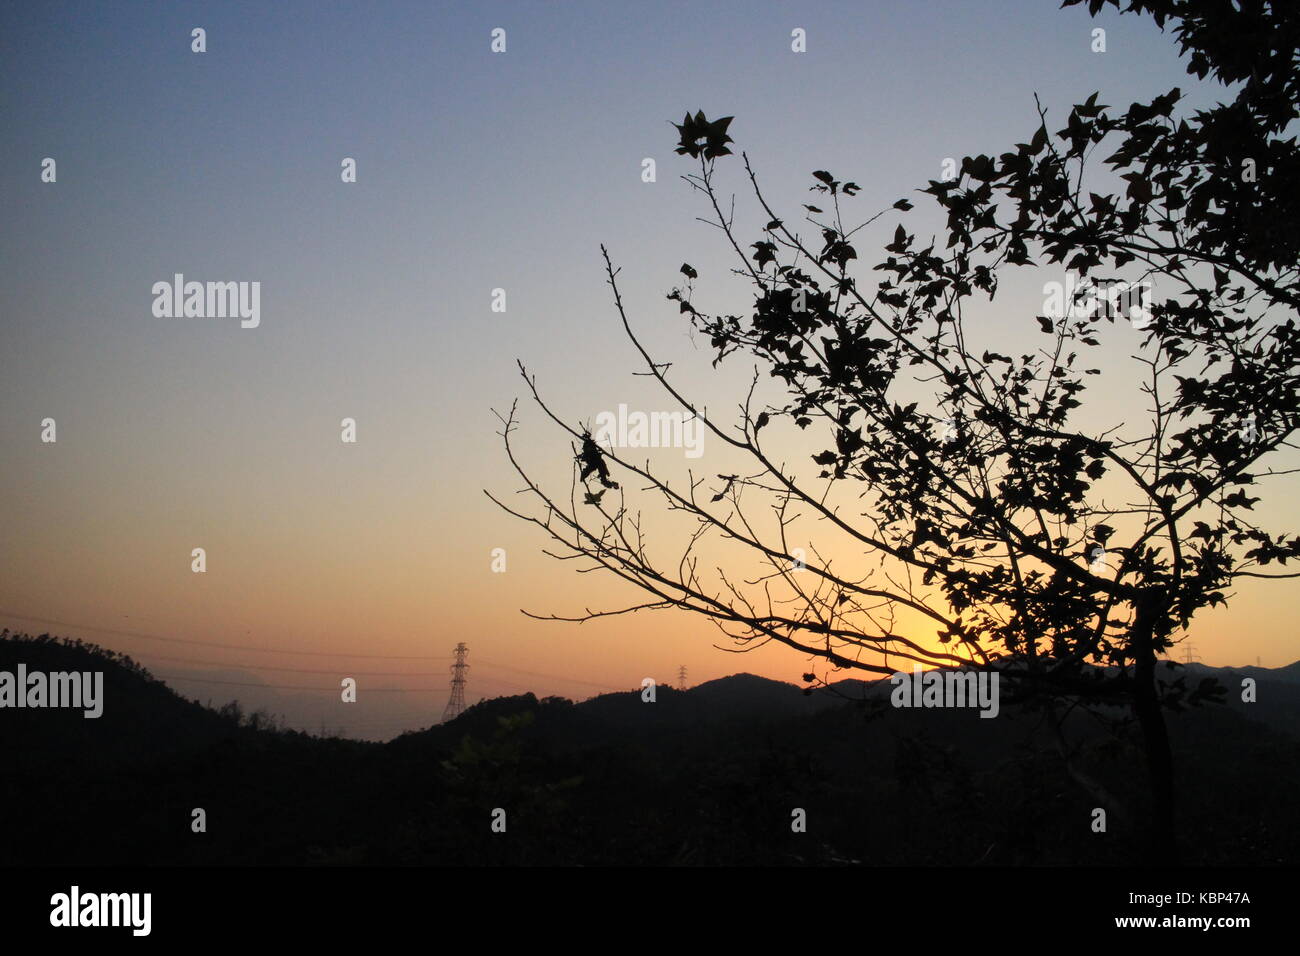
677,665,687,691
441,642,469,722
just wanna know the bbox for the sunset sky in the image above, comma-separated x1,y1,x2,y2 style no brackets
2,0,1296,738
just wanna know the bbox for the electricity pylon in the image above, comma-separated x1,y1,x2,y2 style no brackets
677,665,687,691
441,642,469,722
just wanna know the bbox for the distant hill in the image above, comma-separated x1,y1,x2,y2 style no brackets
0,632,246,772
1167,661,1300,739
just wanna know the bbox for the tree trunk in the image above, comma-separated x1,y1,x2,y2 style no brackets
1131,597,1178,863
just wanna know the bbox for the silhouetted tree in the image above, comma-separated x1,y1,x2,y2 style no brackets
491,0,1300,861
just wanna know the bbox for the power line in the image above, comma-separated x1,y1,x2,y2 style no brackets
157,674,443,692
0,610,451,660
141,648,627,690
2,611,632,693
155,670,561,696
473,658,625,691
134,651,451,677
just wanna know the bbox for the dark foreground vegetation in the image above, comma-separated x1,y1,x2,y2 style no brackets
2,631,1297,866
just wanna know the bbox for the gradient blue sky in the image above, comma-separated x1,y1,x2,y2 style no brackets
2,1,1293,738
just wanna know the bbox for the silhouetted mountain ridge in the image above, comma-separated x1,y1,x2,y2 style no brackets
4,631,1299,865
